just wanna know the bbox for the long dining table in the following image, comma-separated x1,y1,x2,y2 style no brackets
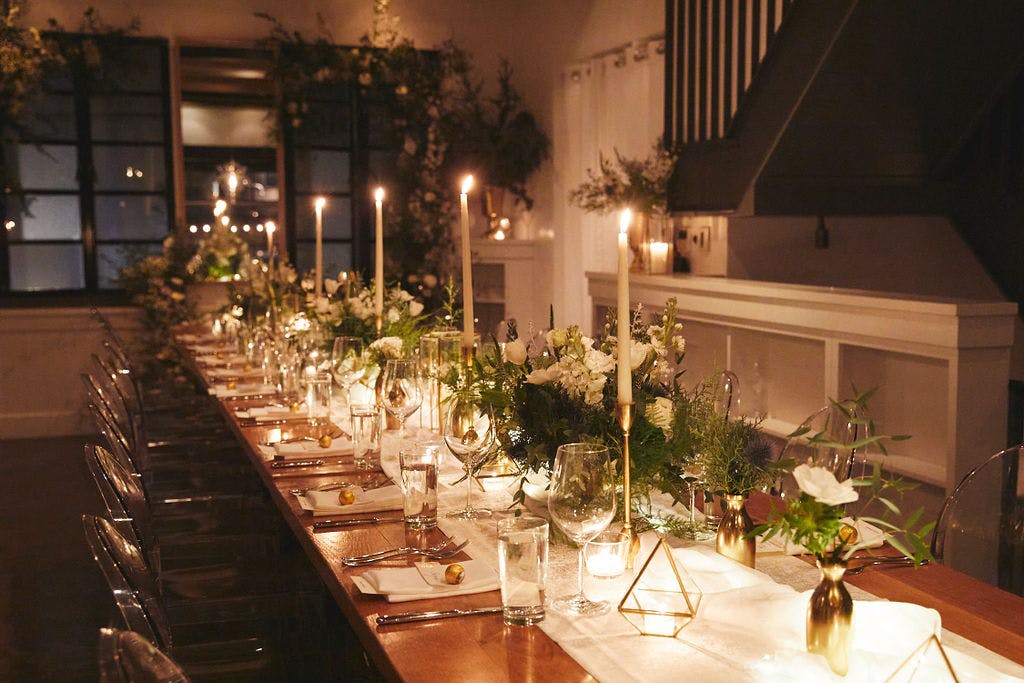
180,333,1024,682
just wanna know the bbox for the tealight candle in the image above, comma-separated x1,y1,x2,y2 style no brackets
648,241,670,274
584,530,629,579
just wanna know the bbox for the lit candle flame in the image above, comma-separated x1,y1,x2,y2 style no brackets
619,208,632,234
461,175,474,195
374,186,385,202
265,221,276,235
315,196,326,210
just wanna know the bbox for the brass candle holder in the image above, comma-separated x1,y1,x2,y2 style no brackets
374,314,383,338
616,402,641,569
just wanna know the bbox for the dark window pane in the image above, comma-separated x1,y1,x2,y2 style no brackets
95,195,169,240
91,94,165,142
19,93,76,140
99,42,164,93
295,241,352,279
294,197,352,239
368,150,399,186
292,149,350,193
10,144,78,190
9,243,85,290
92,145,165,191
292,101,352,146
97,242,163,289
364,102,398,147
5,195,81,241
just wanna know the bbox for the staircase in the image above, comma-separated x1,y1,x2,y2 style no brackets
664,0,1024,311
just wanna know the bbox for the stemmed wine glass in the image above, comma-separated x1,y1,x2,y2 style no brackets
442,395,496,520
380,359,422,438
548,443,617,617
330,336,368,404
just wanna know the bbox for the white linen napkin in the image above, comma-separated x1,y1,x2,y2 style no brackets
273,439,354,458
236,405,303,421
209,383,277,397
297,485,403,516
758,517,885,556
352,559,499,603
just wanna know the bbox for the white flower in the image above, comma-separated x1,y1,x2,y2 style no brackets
504,339,528,365
646,396,674,436
408,301,424,317
630,342,651,370
547,328,568,348
526,367,559,385
792,464,859,506
300,278,314,291
324,278,339,296
370,336,404,359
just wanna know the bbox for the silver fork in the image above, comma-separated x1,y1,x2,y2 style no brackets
342,539,455,562
846,558,929,575
342,539,469,566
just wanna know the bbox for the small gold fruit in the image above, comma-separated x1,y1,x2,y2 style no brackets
290,402,302,413
444,563,465,585
317,434,333,448
337,489,356,505
838,523,858,545
225,380,237,390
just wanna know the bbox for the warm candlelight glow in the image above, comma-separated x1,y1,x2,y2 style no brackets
620,208,632,235
315,196,326,210
374,186,385,202
265,221,276,236
461,175,474,195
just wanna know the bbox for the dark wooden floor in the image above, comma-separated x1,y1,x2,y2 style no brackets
0,434,114,682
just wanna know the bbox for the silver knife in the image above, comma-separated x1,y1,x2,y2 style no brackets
312,517,401,530
270,459,324,469
375,607,503,626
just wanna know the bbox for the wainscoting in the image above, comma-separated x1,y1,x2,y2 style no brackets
0,307,144,440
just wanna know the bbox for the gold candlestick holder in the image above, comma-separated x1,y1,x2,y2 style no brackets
374,314,383,337
616,402,641,569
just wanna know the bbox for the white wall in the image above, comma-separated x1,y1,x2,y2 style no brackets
727,215,1003,300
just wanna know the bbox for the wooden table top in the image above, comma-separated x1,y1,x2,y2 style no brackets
190,348,1024,680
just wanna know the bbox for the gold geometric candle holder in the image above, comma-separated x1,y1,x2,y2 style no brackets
618,536,703,637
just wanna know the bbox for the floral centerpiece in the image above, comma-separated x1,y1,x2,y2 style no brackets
310,273,427,351
465,299,687,510
187,225,250,282
568,141,677,215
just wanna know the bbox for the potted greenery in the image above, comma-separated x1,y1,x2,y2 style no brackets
456,60,550,229
698,417,776,567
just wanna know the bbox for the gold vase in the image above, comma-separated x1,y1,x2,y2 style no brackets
807,559,853,676
715,494,755,567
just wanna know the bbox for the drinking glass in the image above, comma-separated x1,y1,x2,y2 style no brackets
307,371,332,437
380,359,422,438
331,336,368,405
443,395,496,520
547,443,616,617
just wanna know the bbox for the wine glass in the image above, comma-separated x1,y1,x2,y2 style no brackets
330,336,367,404
380,359,422,438
548,443,617,617
443,395,496,520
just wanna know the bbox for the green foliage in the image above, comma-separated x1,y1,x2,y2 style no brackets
699,414,778,495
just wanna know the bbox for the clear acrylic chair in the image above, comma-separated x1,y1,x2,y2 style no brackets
97,628,190,683
931,444,1024,596
83,514,281,679
85,443,281,575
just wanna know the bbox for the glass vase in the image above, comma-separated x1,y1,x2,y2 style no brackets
715,494,755,567
807,559,853,676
